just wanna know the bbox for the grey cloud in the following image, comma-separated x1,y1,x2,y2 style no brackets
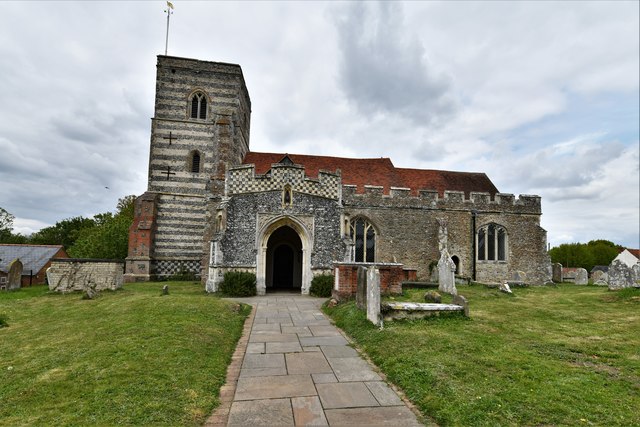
334,2,456,126
492,139,629,202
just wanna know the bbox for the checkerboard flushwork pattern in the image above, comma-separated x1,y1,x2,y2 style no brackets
227,165,340,199
154,260,200,276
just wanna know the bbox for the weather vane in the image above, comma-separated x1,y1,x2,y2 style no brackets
164,1,174,56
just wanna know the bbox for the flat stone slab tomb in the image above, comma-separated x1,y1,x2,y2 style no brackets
382,301,467,321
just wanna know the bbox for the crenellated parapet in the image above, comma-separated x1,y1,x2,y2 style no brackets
343,185,541,214
226,163,341,200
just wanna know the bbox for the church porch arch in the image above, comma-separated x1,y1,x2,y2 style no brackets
256,216,312,295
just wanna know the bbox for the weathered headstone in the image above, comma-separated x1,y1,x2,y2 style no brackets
593,274,608,286
438,249,457,295
356,266,368,310
574,268,588,285
608,259,640,290
552,263,563,283
591,270,608,286
7,259,23,290
366,267,381,326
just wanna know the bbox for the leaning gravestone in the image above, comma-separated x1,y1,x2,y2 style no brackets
7,259,23,290
574,268,588,285
438,249,457,296
552,263,563,283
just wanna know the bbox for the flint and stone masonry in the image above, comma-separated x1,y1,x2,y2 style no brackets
48,259,123,293
126,55,552,292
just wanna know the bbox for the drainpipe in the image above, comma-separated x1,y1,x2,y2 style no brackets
471,210,477,281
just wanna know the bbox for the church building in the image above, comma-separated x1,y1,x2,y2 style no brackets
125,56,552,293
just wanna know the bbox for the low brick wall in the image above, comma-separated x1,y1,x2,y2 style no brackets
333,262,403,300
47,259,124,293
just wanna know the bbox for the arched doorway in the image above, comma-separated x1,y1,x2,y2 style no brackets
256,215,312,295
265,226,302,291
451,255,460,274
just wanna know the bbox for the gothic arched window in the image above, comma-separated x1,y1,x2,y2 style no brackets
190,92,207,119
477,224,507,261
350,218,376,262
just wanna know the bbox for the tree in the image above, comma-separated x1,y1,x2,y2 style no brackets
549,239,621,271
586,240,621,268
117,195,136,217
29,216,96,248
0,207,15,241
68,195,136,259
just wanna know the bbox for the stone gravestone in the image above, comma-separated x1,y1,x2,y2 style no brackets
591,270,608,286
574,268,588,285
608,259,640,290
356,266,368,310
366,266,381,327
552,263,563,283
438,249,457,296
7,259,23,290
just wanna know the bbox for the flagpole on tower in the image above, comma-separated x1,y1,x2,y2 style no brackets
164,1,174,56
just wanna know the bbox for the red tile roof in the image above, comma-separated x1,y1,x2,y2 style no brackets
242,152,499,197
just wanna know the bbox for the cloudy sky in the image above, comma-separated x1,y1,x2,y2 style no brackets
0,1,638,248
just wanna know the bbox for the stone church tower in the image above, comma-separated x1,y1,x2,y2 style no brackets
125,56,251,281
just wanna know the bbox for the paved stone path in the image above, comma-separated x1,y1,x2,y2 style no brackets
205,294,423,426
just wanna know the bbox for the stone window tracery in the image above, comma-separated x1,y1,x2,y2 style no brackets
477,224,507,261
350,218,376,262
190,91,207,119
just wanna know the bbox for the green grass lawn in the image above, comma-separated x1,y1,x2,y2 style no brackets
0,282,250,426
325,285,640,426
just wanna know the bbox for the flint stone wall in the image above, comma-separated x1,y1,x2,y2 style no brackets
343,187,551,284
216,191,343,268
47,259,124,293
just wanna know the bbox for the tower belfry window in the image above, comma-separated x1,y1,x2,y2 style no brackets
190,92,207,119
